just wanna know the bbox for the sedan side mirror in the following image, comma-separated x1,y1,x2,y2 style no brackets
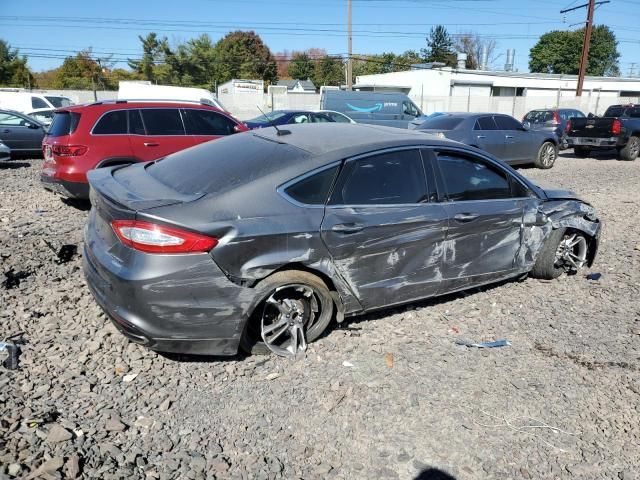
233,125,243,133
520,123,530,131
27,123,40,129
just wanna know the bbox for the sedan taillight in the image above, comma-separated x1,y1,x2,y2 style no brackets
111,220,218,254
565,120,571,133
52,144,87,156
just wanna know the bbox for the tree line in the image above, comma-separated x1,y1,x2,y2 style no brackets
0,24,622,90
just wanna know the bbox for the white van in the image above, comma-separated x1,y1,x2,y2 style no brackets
117,81,227,112
0,90,73,125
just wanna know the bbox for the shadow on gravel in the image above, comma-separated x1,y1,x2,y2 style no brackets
61,197,91,211
157,350,250,364
559,149,621,161
414,468,457,480
0,161,31,169
334,275,523,333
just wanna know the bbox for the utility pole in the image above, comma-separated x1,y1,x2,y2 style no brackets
347,0,353,90
560,0,609,96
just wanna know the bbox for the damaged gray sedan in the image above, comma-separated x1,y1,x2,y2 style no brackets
83,123,601,358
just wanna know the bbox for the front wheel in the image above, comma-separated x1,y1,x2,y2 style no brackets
617,136,639,161
240,270,334,357
531,228,589,280
535,141,557,169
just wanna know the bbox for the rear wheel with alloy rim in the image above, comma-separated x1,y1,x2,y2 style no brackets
240,271,334,357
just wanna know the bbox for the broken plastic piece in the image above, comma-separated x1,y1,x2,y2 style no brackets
56,244,78,264
1,269,32,289
0,342,20,370
586,272,602,281
455,339,510,348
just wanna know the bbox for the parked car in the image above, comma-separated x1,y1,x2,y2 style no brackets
320,90,426,128
523,108,585,149
244,110,336,129
83,123,601,358
27,109,55,126
41,100,248,200
0,90,72,120
0,141,10,161
317,110,356,123
413,112,558,168
566,104,640,160
0,109,47,157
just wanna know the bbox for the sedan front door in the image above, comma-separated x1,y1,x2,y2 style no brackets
320,148,448,310
429,148,526,292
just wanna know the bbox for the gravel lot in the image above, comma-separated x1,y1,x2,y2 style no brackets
1,154,638,480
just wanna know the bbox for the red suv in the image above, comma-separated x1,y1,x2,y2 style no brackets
41,100,248,199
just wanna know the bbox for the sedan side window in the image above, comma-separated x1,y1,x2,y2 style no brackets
494,115,523,130
436,152,512,201
330,149,427,205
327,112,350,123
290,114,309,124
0,113,27,126
311,113,332,123
284,165,339,205
474,116,497,130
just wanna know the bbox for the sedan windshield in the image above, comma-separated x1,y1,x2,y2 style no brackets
247,111,288,124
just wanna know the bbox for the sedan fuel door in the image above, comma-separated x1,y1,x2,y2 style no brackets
320,148,448,310
429,148,528,291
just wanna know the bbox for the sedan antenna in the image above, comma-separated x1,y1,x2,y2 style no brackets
256,105,291,136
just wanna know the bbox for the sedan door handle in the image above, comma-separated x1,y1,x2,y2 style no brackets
505,135,514,139
331,223,365,234
143,142,159,147
1,129,10,134
476,135,486,139
453,213,479,223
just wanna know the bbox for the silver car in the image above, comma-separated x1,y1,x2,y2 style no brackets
413,112,559,169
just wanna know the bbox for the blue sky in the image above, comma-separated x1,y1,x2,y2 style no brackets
2,0,639,75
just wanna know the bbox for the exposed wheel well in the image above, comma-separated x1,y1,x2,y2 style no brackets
266,263,338,293
563,227,598,267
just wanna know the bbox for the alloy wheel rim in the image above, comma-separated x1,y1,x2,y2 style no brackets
630,139,639,157
554,233,588,270
541,144,556,166
260,284,319,357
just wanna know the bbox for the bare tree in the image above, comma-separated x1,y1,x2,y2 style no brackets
454,33,498,70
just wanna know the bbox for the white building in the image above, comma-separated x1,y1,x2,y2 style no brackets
217,79,264,95
355,67,640,117
356,67,640,99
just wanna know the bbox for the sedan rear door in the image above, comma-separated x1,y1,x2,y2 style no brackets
320,148,448,310
428,148,530,291
472,116,505,158
495,115,537,163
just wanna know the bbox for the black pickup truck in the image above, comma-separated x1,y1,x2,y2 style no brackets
566,104,640,160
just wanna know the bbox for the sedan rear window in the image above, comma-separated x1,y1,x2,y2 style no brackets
603,106,625,117
284,166,339,205
47,112,81,137
524,111,554,123
147,134,309,195
417,117,464,130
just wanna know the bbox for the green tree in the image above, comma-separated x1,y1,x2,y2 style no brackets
0,40,35,88
313,55,344,86
128,33,168,81
529,25,619,76
52,49,111,89
214,31,277,84
421,25,456,67
288,52,315,80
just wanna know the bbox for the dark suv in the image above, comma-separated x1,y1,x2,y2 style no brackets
41,100,247,199
523,108,585,149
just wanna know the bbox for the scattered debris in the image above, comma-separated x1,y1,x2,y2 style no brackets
0,332,26,370
25,410,60,427
455,339,510,348
1,268,32,289
122,373,138,382
265,372,281,380
342,360,355,368
450,326,461,334
384,353,394,369
586,272,602,281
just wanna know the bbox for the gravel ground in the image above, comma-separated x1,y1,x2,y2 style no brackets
0,154,638,480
